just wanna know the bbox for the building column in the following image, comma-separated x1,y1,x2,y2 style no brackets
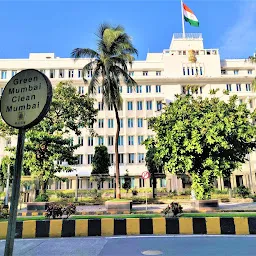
134,177,140,189
230,175,235,189
166,174,172,192
145,178,150,188
242,175,247,187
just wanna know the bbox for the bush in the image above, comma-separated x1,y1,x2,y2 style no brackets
237,186,250,198
0,204,9,219
180,189,191,196
163,202,183,217
132,189,138,196
62,203,76,218
45,203,63,219
35,193,49,202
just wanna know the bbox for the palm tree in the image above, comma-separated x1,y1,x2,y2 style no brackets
71,24,138,199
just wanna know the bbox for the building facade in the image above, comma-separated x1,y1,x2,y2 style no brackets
0,33,256,193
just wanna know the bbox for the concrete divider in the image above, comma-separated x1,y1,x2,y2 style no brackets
0,217,256,239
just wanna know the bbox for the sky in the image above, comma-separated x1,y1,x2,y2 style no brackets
0,0,255,60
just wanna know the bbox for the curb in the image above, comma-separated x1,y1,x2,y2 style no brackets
1,217,256,239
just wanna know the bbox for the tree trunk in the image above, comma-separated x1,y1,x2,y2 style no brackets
42,180,48,194
152,173,157,199
113,103,121,199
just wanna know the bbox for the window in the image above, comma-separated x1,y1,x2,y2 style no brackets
139,178,145,187
136,85,142,93
118,136,124,146
138,118,143,128
87,70,93,78
156,85,161,93
108,119,114,128
187,68,190,76
120,118,123,128
157,101,162,111
66,180,72,189
118,154,124,164
129,71,134,76
1,71,7,79
6,138,11,147
143,71,148,76
78,69,82,78
108,104,113,111
87,179,93,188
239,99,243,105
68,69,74,78
127,101,133,110
56,181,62,190
50,69,55,78
248,70,253,75
200,67,203,75
246,84,251,91
146,85,151,93
226,84,232,91
128,153,135,163
119,86,122,93
78,136,84,146
146,101,152,110
199,87,203,94
98,136,104,145
12,70,17,77
128,136,134,145
183,51,186,55
98,119,104,128
98,86,101,94
69,137,74,146
127,86,133,93
138,153,145,163
108,136,114,146
236,84,241,91
88,154,93,164
98,102,104,111
160,178,166,187
191,68,194,76
138,136,144,145
137,101,143,110
234,70,239,75
39,69,45,74
0,88,4,96
108,178,115,188
109,154,114,165
88,137,93,146
221,70,226,75
249,100,253,108
128,118,134,128
196,67,199,75
78,86,84,95
59,69,64,78
77,155,84,165
156,71,161,76
78,179,83,189
183,67,186,76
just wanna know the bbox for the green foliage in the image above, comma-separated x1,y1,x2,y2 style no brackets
72,24,138,199
0,156,14,187
132,189,138,196
35,193,49,202
150,94,256,200
45,203,63,219
122,170,131,193
62,203,76,218
236,185,250,198
0,204,9,219
91,146,110,190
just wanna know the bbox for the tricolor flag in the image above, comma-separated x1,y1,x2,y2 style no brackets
183,2,199,27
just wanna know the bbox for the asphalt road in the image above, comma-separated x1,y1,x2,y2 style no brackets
1,236,256,256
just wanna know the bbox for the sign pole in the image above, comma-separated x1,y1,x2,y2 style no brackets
4,128,26,256
145,192,148,211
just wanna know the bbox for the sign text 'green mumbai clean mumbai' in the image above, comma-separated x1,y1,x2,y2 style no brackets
5,76,41,113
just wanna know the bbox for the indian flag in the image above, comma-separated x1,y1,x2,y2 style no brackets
183,2,199,27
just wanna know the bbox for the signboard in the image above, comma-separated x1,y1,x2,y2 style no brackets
0,69,52,129
142,171,151,180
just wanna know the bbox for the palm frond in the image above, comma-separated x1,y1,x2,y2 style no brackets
112,65,137,87
71,48,99,59
88,63,102,95
96,23,111,39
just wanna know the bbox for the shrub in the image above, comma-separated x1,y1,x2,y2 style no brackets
163,202,183,217
132,189,138,196
35,193,49,202
62,203,76,218
237,186,250,198
45,203,63,219
0,204,9,219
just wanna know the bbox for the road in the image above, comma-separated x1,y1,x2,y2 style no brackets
1,236,256,256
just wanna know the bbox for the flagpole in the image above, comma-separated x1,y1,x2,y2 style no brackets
181,0,185,38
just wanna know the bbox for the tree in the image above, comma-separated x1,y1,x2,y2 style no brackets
149,93,256,200
144,139,164,198
1,81,97,194
122,170,131,194
0,156,14,188
71,24,138,199
91,145,110,190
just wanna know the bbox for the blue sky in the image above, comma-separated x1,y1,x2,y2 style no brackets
0,0,255,60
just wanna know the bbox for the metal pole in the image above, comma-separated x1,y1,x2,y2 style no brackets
248,153,254,194
181,0,186,38
4,129,26,256
145,191,148,211
75,174,78,202
5,164,11,207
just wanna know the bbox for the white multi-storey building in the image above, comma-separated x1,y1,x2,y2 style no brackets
0,33,256,193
